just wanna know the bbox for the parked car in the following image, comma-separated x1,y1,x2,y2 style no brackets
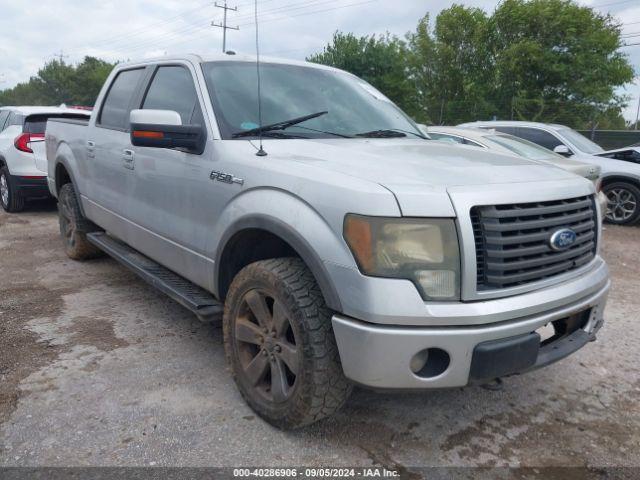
46,55,609,429
459,121,640,225
595,146,640,165
0,106,90,212
424,126,599,179
423,125,607,214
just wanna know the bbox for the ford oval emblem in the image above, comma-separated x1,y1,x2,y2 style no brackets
549,228,577,251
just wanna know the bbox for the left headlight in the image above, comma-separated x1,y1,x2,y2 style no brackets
343,214,461,301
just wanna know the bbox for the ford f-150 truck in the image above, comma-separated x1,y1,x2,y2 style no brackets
45,54,610,429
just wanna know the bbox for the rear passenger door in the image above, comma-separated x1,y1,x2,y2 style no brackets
89,67,147,219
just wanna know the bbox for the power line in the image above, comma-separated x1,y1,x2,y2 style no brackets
237,0,377,28
75,0,214,50
591,0,635,8
231,0,341,23
212,1,239,53
50,50,69,63
117,0,377,56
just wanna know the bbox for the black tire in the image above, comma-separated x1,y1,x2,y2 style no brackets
223,257,352,429
58,183,103,260
603,181,640,225
0,166,25,213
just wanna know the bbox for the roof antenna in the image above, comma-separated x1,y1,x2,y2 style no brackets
254,0,267,157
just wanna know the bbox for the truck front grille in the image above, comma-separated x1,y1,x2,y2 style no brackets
471,195,597,290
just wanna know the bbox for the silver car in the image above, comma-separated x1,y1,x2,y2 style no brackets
460,120,640,224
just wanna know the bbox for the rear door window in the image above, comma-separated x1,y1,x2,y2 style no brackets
142,66,200,124
99,68,145,130
515,127,562,150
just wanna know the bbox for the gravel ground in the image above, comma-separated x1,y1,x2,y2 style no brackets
0,200,639,472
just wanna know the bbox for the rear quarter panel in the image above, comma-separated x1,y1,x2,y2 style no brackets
45,120,90,198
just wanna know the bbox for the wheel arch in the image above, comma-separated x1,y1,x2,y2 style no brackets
601,174,640,190
53,157,87,217
215,216,343,312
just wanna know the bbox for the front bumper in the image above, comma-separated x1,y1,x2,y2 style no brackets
332,276,609,389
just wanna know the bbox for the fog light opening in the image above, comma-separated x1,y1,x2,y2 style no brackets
410,348,450,378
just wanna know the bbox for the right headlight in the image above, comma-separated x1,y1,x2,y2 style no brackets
343,214,461,301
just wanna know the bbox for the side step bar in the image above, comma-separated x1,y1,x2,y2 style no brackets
87,232,223,323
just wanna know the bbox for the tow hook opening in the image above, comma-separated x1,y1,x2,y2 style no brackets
410,348,450,378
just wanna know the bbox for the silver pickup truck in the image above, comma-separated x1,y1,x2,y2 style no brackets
45,54,610,429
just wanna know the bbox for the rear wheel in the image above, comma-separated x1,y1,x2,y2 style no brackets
0,166,25,213
223,258,352,429
58,183,103,260
603,181,640,225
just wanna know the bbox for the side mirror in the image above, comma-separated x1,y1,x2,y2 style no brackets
129,109,206,154
553,144,572,157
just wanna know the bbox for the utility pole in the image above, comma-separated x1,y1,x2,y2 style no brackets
211,2,239,53
635,90,640,131
51,50,69,63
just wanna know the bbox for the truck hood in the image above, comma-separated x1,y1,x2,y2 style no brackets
264,138,577,187
259,138,584,215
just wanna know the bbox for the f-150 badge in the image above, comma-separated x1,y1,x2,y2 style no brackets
210,170,244,186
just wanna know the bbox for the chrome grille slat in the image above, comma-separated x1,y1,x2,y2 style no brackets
481,198,592,218
471,195,597,290
484,221,594,246
482,210,593,232
486,241,594,271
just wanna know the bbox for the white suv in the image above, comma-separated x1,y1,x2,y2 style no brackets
0,106,90,212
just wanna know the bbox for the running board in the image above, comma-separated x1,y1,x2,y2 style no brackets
87,232,223,323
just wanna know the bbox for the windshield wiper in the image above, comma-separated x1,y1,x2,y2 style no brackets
355,128,427,139
232,111,328,138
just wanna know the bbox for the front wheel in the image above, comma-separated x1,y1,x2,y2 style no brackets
0,166,25,213
223,258,352,429
603,181,640,225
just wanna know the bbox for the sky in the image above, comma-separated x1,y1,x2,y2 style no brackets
0,0,638,123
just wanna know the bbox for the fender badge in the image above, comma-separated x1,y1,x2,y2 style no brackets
210,170,244,186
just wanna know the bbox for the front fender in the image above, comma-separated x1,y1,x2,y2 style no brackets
209,187,394,312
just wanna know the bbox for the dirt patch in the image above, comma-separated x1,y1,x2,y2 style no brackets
441,380,640,467
0,284,67,425
66,316,130,352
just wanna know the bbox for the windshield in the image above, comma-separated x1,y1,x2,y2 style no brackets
485,134,562,161
201,61,424,139
558,128,604,154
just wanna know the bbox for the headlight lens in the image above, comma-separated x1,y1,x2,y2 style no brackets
344,215,461,300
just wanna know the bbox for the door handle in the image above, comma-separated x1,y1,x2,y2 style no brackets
86,140,95,158
122,149,135,170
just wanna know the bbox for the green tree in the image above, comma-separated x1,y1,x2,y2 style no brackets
0,56,116,107
490,0,634,128
307,32,418,117
407,7,494,124
308,0,634,128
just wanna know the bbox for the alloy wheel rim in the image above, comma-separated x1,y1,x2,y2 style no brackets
0,174,8,206
606,188,637,222
234,289,299,403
